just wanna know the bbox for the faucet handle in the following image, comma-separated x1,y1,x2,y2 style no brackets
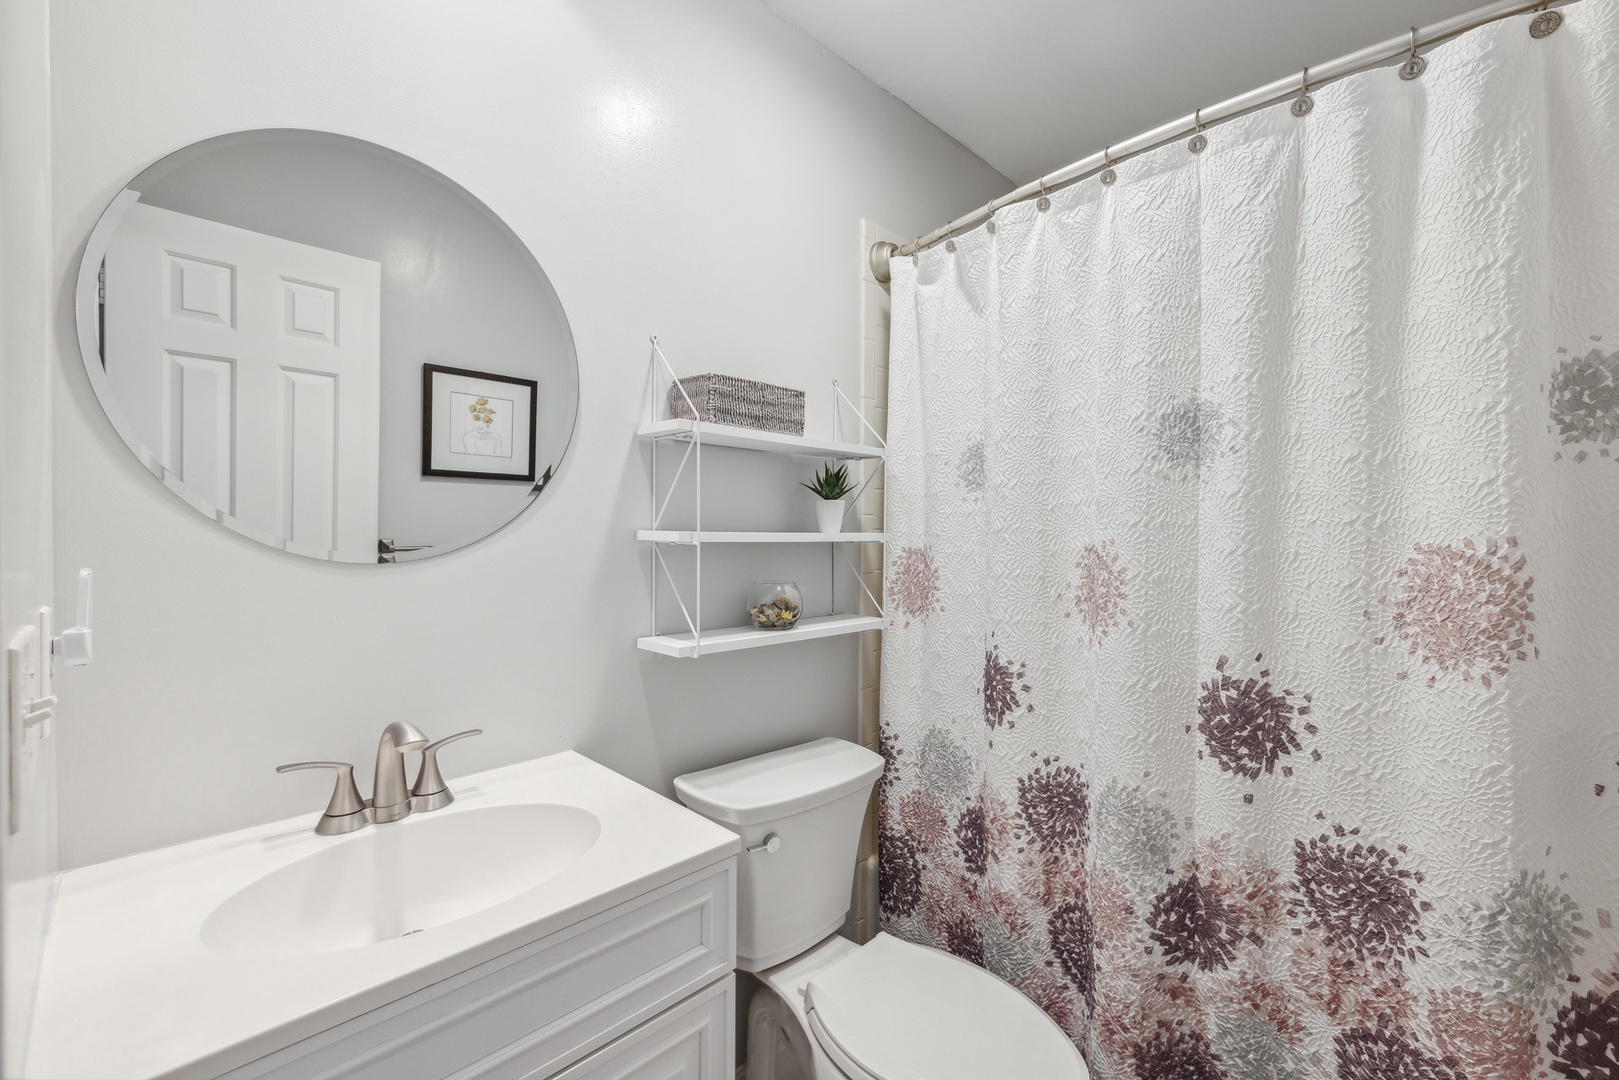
410,729,483,811
277,761,370,834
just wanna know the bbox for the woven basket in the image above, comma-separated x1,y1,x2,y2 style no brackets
668,373,805,436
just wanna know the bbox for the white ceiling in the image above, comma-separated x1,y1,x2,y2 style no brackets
763,0,1486,184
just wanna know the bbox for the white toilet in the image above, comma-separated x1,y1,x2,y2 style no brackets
675,738,1088,1080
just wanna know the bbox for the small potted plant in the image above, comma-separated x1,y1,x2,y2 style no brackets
802,462,854,534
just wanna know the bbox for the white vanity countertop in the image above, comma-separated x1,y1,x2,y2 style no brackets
26,752,739,1080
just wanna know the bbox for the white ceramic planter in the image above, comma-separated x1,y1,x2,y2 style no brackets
814,499,845,534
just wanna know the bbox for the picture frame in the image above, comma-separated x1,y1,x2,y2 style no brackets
421,363,539,481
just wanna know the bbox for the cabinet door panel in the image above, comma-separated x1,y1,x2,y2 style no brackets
532,976,734,1080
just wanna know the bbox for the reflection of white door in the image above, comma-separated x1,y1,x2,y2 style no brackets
104,202,381,559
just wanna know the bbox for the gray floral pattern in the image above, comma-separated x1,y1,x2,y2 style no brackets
1456,869,1591,1009
1149,393,1229,478
1550,343,1619,456
957,438,987,493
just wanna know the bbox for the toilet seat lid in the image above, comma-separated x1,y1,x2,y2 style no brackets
804,933,1088,1080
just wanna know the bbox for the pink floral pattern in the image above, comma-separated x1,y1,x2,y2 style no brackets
1375,536,1538,689
1427,989,1540,1080
890,544,943,626
1073,541,1132,645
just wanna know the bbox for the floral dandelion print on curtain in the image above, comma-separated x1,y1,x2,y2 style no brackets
879,4,1619,1078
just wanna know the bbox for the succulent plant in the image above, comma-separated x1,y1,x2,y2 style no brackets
801,462,854,501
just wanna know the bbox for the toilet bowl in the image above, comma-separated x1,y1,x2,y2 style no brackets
675,738,1087,1080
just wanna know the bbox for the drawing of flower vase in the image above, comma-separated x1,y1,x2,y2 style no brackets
463,396,503,456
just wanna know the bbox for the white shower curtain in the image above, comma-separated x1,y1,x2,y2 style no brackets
879,4,1619,1078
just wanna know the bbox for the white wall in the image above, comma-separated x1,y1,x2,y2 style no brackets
1,0,59,1070
50,0,1007,868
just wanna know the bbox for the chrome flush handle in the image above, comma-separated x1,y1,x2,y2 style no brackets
746,833,783,855
276,761,369,835
411,728,483,813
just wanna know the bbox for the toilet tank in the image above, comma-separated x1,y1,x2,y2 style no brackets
674,738,883,972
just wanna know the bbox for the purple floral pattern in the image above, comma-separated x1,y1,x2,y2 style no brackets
1549,973,1619,1080
1017,761,1089,853
1148,872,1244,971
1290,824,1429,967
982,639,1032,735
1334,1027,1467,1080
1196,653,1314,783
1133,1028,1226,1080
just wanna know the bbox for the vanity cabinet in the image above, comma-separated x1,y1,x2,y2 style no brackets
217,860,736,1080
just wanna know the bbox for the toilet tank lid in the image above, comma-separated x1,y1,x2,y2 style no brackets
673,738,884,826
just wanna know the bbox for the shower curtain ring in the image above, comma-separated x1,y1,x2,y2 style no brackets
1188,109,1208,155
1530,2,1563,37
1100,147,1117,186
1399,26,1428,80
1036,177,1051,212
1291,66,1316,117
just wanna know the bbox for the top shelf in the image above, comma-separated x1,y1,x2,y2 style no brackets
637,419,885,461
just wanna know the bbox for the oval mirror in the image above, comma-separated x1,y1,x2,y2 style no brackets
75,129,578,563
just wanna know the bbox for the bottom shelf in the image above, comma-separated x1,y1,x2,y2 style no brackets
637,614,883,658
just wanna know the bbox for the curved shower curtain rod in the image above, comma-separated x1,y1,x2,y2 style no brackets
870,0,1574,280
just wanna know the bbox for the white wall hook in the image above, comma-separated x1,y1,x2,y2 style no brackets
21,695,56,728
7,624,51,834
52,568,93,667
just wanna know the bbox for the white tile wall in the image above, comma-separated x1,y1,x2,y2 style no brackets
851,218,901,942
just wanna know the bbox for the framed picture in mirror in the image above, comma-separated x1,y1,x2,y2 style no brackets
422,363,538,481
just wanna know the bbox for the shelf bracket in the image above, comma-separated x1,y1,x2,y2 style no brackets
653,545,700,643
832,380,887,450
839,465,879,528
647,335,704,655
840,544,885,620
652,437,695,530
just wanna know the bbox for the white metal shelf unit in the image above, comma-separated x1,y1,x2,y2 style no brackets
639,336,886,658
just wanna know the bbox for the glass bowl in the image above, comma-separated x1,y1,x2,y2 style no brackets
747,581,803,631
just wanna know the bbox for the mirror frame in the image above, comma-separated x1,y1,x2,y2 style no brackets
74,128,579,565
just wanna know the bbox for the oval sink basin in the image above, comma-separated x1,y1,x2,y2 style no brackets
201,804,601,958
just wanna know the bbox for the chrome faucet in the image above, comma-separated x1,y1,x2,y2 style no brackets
278,722,481,835
370,720,429,823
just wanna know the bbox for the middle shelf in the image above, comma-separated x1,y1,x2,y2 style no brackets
637,614,885,658
637,531,884,545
